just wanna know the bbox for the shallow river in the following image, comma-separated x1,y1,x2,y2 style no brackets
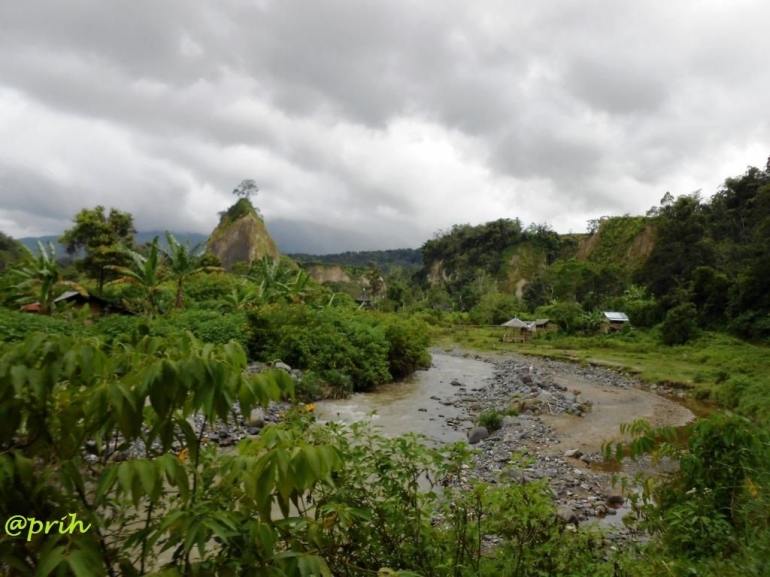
316,353,495,444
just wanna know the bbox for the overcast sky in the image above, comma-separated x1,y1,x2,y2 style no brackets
1,1,768,252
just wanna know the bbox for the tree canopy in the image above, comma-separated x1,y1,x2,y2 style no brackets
59,206,136,295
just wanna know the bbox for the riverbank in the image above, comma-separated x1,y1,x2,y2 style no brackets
312,346,696,539
421,347,695,535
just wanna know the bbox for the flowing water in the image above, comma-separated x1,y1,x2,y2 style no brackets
316,353,495,444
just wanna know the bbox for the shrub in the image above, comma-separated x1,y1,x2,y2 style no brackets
378,315,432,379
160,310,251,349
0,309,78,342
478,409,502,432
183,272,238,304
660,302,699,346
247,305,391,391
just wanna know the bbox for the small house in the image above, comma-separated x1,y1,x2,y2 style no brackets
602,311,630,333
21,291,133,317
500,317,536,342
532,318,557,332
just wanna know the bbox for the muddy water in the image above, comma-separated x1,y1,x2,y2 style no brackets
316,354,495,444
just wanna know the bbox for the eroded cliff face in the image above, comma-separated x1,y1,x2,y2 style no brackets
207,208,280,271
303,264,352,283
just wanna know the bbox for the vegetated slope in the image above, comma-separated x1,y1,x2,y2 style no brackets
417,216,652,310
207,198,280,271
416,161,770,339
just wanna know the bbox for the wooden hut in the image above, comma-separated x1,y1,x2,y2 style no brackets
602,311,630,333
21,291,133,317
500,317,535,342
532,318,557,332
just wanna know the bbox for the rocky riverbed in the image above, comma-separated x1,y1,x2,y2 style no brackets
427,347,695,540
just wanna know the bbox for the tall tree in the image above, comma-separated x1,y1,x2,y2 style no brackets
162,232,223,309
0,231,23,271
59,206,136,296
233,179,258,199
10,242,88,315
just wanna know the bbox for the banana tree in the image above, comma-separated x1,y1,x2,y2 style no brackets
11,241,88,315
162,232,223,309
105,238,164,315
223,280,264,312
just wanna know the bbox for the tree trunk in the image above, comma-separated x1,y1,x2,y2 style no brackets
175,278,184,309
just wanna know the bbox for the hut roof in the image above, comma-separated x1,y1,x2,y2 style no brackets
603,311,629,322
501,317,533,329
533,318,551,326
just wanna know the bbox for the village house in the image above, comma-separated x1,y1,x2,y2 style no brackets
602,311,630,333
21,291,133,317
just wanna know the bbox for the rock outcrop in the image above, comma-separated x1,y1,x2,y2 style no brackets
207,199,280,271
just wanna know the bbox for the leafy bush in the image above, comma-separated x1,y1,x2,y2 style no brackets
660,302,699,345
90,314,147,343
377,314,432,379
248,304,391,392
159,310,251,349
183,271,238,304
605,414,770,565
0,309,79,342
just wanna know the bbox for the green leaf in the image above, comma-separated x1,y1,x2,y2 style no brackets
36,546,67,577
66,549,100,577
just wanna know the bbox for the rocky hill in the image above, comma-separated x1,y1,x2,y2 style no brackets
206,199,280,271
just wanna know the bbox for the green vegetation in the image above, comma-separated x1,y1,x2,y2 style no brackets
0,231,23,271
2,161,770,574
603,413,770,574
58,205,136,295
477,409,502,432
289,248,422,274
8,241,88,315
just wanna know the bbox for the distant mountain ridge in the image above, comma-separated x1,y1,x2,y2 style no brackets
18,231,210,258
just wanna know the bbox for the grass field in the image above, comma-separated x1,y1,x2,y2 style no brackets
430,324,770,422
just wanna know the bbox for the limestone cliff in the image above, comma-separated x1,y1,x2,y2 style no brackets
207,199,280,271
303,264,352,284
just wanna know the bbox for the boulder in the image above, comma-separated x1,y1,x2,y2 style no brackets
606,494,625,507
468,427,490,444
274,361,291,372
246,408,266,428
556,505,579,525
564,449,583,459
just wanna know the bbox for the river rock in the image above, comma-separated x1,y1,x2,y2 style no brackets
274,361,292,372
556,505,579,525
606,494,625,507
246,408,266,428
468,427,490,444
564,449,583,458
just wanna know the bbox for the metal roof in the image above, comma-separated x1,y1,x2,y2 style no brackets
603,311,629,322
54,291,82,302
